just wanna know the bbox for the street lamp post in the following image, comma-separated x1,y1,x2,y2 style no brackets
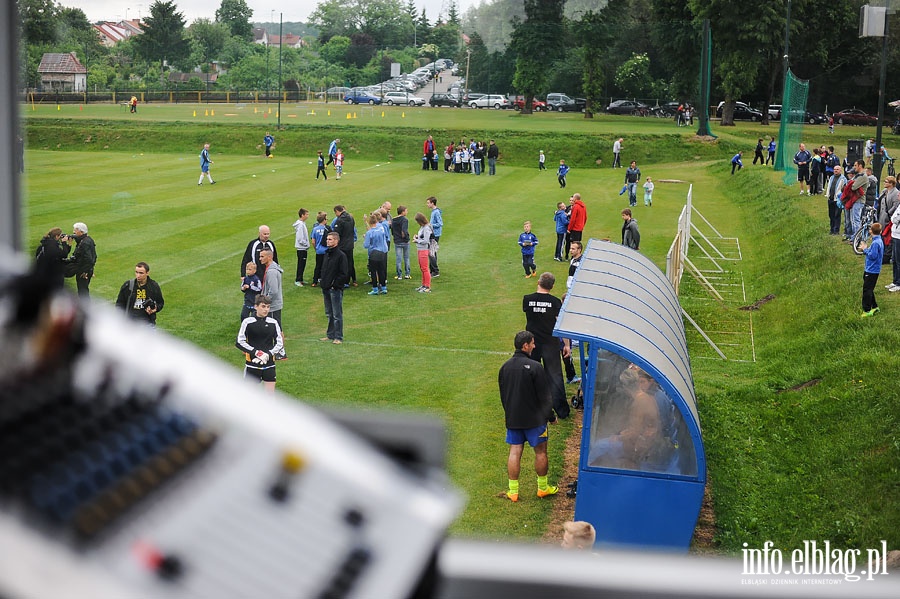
860,3,893,187
464,49,471,103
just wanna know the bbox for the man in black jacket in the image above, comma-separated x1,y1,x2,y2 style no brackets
523,272,570,421
320,232,349,344
241,225,277,277
62,222,96,297
487,139,499,175
332,205,357,285
115,262,164,327
498,330,558,503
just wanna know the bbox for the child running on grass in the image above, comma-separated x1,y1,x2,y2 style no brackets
518,221,539,278
557,160,569,188
643,176,655,206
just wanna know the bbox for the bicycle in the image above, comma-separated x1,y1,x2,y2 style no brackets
888,158,896,178
852,204,878,255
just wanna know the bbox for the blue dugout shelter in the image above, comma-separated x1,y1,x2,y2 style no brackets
553,239,706,550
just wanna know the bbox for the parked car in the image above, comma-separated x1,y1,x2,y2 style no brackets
383,91,426,106
344,91,383,105
834,108,878,126
469,94,510,109
546,93,584,112
715,101,763,121
462,92,485,103
429,93,461,108
510,96,547,111
768,104,782,120
606,99,650,116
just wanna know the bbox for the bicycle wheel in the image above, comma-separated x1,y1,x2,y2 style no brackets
853,226,872,255
889,161,896,177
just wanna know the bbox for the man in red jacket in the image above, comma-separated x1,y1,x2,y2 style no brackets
567,193,587,243
423,135,437,170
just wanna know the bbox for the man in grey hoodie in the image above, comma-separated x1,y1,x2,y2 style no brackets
621,209,640,251
260,249,287,359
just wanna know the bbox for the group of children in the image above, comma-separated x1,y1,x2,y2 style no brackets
444,139,488,174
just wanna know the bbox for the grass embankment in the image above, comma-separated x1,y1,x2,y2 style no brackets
22,113,899,552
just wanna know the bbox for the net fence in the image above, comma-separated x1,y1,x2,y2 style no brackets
774,68,809,184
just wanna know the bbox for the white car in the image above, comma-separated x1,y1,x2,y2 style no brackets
469,94,510,109
383,91,426,106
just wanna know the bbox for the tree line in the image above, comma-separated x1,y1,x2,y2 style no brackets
19,0,900,124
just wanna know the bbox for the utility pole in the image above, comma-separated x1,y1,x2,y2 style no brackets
277,13,283,129
464,49,471,103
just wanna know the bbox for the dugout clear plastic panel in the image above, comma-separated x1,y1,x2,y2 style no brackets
587,350,697,476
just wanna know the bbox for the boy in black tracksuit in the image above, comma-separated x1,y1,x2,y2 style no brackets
236,295,283,391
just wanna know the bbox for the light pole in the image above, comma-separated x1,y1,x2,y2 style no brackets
860,3,892,186
464,49,471,103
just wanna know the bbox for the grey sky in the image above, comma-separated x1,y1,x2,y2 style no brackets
62,0,476,26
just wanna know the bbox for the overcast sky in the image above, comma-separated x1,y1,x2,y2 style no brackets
62,0,477,25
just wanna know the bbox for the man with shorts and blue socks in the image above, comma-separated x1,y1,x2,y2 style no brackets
498,330,559,502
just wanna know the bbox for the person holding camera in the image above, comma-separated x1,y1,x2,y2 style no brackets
62,222,96,297
115,261,164,327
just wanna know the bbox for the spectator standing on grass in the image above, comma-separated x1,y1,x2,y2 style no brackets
236,295,282,392
198,143,215,186
115,261,164,327
264,131,274,158
334,148,344,180
888,189,900,293
625,161,641,206
259,249,286,360
240,261,262,320
413,213,433,293
859,222,883,318
731,151,743,175
473,142,484,175
613,138,623,168
753,138,765,165
444,142,454,172
809,149,823,195
320,232,348,344
333,205,357,285
567,193,587,245
487,139,499,175
766,137,776,165
827,165,847,236
392,205,411,279
311,212,330,287
518,221,539,278
327,138,340,166
557,160,570,188
292,208,310,287
498,330,559,503
130,95,138,113
794,143,811,195
843,160,869,240
363,213,389,295
539,150,546,170
643,177,655,206
423,135,437,171
568,240,583,289
553,202,569,262
316,151,328,180
62,222,96,298
34,227,68,288
865,138,875,166
428,197,442,277
241,225,277,277
523,272,571,421
621,209,640,251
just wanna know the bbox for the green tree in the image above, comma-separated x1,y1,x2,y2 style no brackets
188,19,229,71
429,23,460,59
572,10,606,117
320,35,352,64
447,0,460,25
309,0,407,48
133,1,190,67
20,0,59,46
510,0,565,114
216,0,254,42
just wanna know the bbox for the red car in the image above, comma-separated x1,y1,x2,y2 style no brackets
834,109,878,126
511,96,547,112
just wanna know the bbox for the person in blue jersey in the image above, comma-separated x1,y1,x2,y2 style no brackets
731,151,743,175
766,137,776,165
794,142,812,195
859,222,884,317
310,212,330,287
518,221,539,278
263,131,275,158
553,202,569,262
363,213,390,295
427,196,443,277
326,138,340,166
316,150,327,180
557,160,570,188
198,143,215,185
